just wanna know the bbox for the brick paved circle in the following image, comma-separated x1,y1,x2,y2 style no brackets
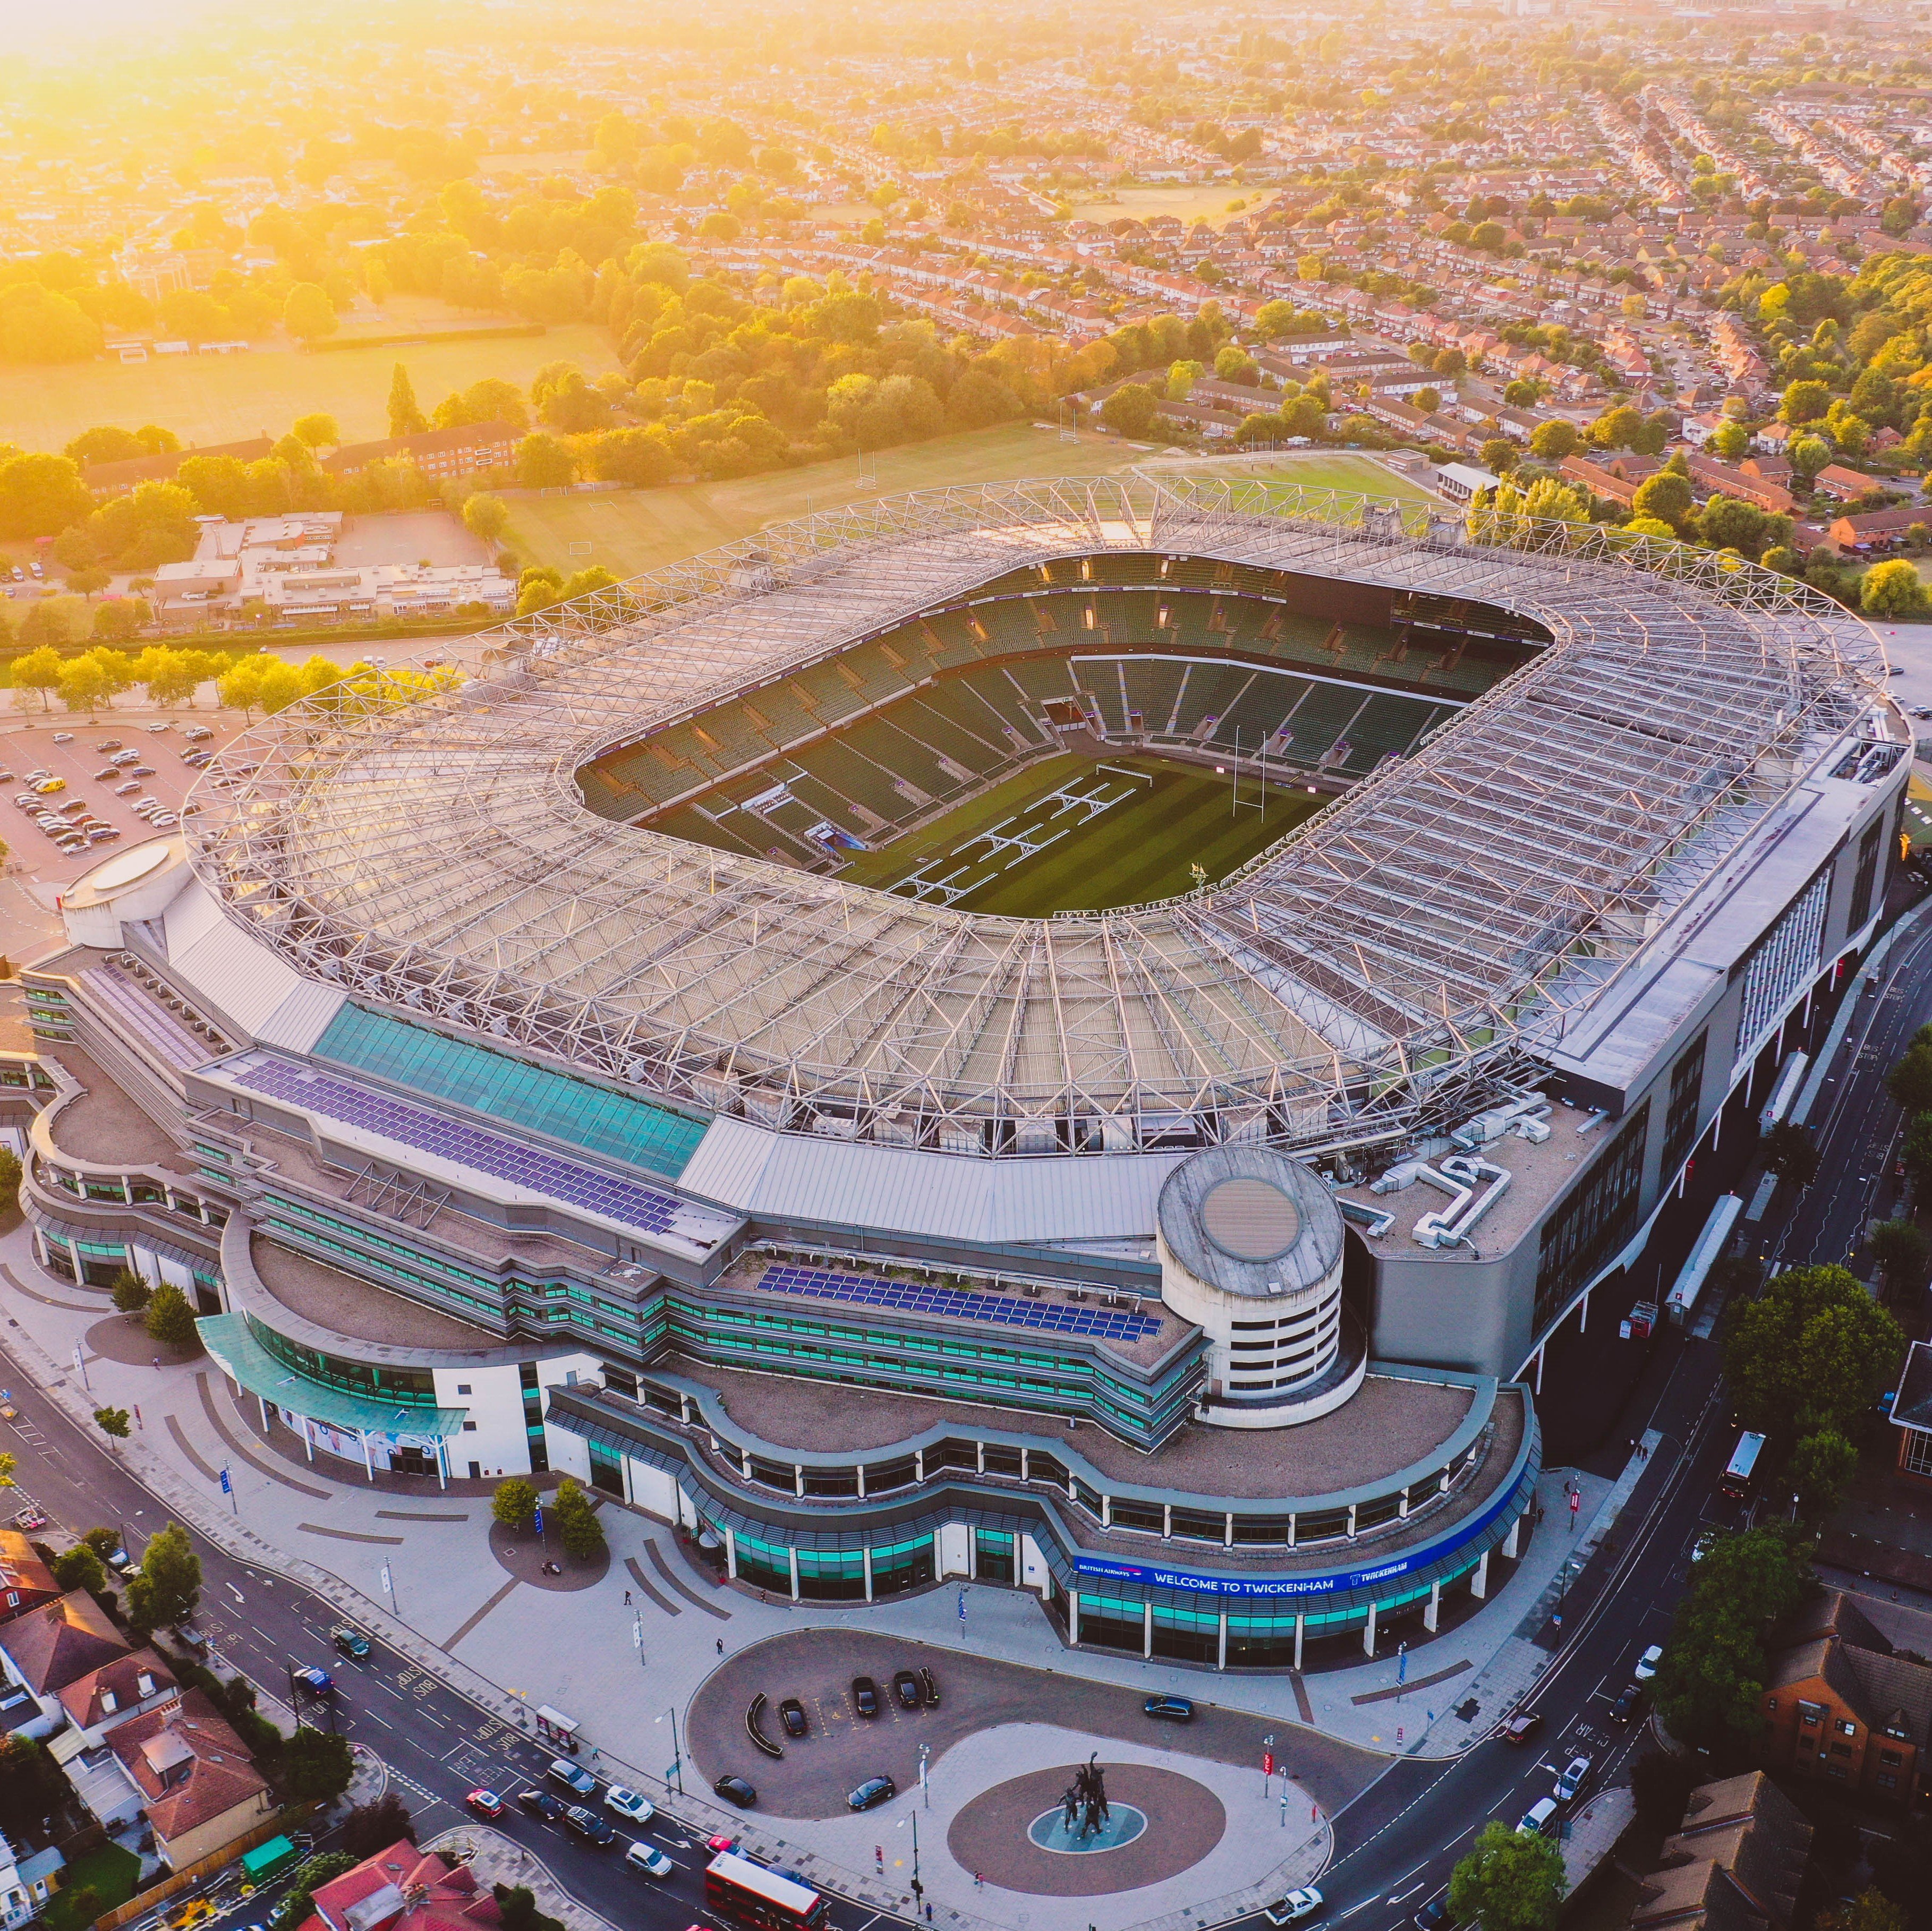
86,1314,198,1368
947,1763,1224,1896
488,1519,609,1592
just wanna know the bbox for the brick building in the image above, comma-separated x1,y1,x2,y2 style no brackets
320,421,518,482
1759,1591,1932,1804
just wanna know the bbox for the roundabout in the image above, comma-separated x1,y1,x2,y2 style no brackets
1026,1802,1149,1855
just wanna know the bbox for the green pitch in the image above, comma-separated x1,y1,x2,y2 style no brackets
835,751,1323,916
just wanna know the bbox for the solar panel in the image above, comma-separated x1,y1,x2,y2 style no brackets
231,1057,714,1245
759,1263,1160,1342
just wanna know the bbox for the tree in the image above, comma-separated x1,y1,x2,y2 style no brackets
146,1281,200,1349
1479,437,1518,475
1529,420,1579,461
1710,420,1750,460
341,1792,416,1857
94,599,152,643
1788,1428,1858,1520
93,1407,131,1454
0,452,93,539
1629,1750,1697,1833
1448,1821,1567,1931
125,1521,200,1633
1433,348,1466,378
551,1476,606,1560
291,413,339,450
58,656,108,714
590,428,675,487
388,364,427,439
1869,1218,1931,1302
283,284,337,343
1724,1264,1905,1443
1100,383,1159,439
1651,1525,1811,1749
1760,1121,1818,1189
8,644,64,711
66,566,109,597
1413,387,1441,415
0,1736,67,1840
1782,379,1831,425
1822,1895,1907,1931
1861,559,1929,619
109,1267,150,1313
462,494,509,544
50,1543,108,1593
492,1476,538,1531
514,433,574,490
279,1727,354,1803
1790,434,1833,479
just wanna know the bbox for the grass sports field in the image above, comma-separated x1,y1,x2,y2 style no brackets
500,431,1432,578
833,750,1323,916
0,314,620,451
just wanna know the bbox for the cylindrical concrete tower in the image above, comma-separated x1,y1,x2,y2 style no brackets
1155,1146,1362,1428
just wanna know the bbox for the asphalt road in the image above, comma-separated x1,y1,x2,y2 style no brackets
0,1331,896,1931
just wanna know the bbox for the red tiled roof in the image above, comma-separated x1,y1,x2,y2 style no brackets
107,1689,270,1847
309,1843,501,1931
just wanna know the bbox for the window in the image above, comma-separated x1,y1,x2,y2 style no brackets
1661,1030,1707,1177
456,1384,472,1395
1903,1427,1932,1480
462,1420,478,1432
1838,1719,1857,1737
1849,818,1883,933
1826,1762,1847,1779
1876,1772,1898,1790
1829,1741,1854,1758
1534,1104,1650,1331
1734,868,1829,1057
1879,1748,1903,1767
99,1690,117,1713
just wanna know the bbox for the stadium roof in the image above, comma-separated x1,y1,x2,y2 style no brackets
187,475,1887,1160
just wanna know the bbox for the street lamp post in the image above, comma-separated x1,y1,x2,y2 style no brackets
654,1704,685,1796
898,1808,924,1917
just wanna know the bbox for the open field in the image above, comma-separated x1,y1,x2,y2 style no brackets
834,750,1322,916
0,319,620,452
500,431,1433,578
1068,185,1282,229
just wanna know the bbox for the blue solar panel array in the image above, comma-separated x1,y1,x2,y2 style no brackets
232,1057,711,1246
760,1262,1161,1342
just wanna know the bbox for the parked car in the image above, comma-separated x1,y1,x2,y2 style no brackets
1143,1695,1194,1722
183,726,214,742
114,780,142,796
1554,1754,1593,1803
331,1627,370,1660
51,733,73,744
920,1665,940,1707
516,1789,565,1822
563,1806,615,1847
93,740,123,753
1497,1712,1542,1745
464,1790,504,1818
1610,1685,1641,1725
1264,1891,1324,1925
713,1774,758,1809
604,1787,654,1823
892,1669,921,1711
547,1758,598,1797
1633,1645,1663,1682
126,765,154,779
1518,1798,1559,1836
146,721,171,733
623,1843,674,1878
847,1775,896,1812
32,777,64,793
92,766,120,782
852,1676,880,1718
778,1697,808,1739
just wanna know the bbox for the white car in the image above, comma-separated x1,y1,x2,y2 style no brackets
1517,1798,1559,1836
114,780,142,796
1265,1892,1323,1926
1633,1644,1663,1682
1553,1754,1591,1802
605,1785,655,1823
150,813,178,828
51,732,73,744
623,1842,673,1877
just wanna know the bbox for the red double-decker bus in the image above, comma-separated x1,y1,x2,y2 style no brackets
704,1851,830,1929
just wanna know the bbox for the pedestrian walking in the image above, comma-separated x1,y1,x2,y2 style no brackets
623,1589,632,1605
716,1636,725,1656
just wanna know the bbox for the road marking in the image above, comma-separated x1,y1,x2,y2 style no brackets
1390,1884,1425,1904
1335,1899,1378,1922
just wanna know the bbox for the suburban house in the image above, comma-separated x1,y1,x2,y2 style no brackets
0,1830,63,1931
302,1840,500,1931
0,1534,62,1627
105,1692,275,1870
0,1592,127,1738
1683,455,1795,516
1888,1338,1932,1483
1826,506,1927,556
1759,1590,1932,1804
320,420,519,482
1627,1772,1811,1931
1812,463,1885,503
81,436,274,499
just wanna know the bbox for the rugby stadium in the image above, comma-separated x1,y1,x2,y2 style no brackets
12,475,1908,1670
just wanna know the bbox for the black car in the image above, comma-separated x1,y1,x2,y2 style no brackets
920,1665,940,1708
778,1697,808,1739
1414,1898,1452,1931
563,1805,616,1846
853,1676,880,1718
516,1789,565,1822
1144,1695,1195,1722
714,1774,758,1809
848,1775,897,1812
1610,1684,1642,1725
892,1669,921,1711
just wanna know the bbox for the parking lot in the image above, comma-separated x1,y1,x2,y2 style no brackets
685,1627,1381,1823
0,714,248,886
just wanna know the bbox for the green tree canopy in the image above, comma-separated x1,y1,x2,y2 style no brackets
283,283,338,342
551,1476,606,1560
1529,419,1579,460
126,1520,201,1632
1448,1821,1567,1931
1788,1428,1858,1521
491,1477,538,1530
1724,1264,1904,1441
1760,1121,1819,1189
146,1281,201,1349
1868,1218,1931,1303
388,363,427,438
1861,559,1929,619
1100,383,1159,439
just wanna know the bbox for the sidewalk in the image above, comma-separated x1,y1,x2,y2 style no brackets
0,1219,1653,1921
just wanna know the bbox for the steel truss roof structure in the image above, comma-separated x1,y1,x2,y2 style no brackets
187,475,1886,1160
